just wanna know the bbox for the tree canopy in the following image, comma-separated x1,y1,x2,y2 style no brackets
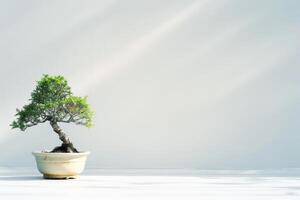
11,75,93,131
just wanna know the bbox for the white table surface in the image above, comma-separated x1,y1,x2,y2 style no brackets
1,168,300,200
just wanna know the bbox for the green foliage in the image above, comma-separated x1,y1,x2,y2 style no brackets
11,75,93,131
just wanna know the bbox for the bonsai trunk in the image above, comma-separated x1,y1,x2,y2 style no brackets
50,121,78,153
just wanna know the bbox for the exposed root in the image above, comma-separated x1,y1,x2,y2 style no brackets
51,143,79,153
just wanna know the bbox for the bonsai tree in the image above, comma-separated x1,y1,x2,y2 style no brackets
11,74,93,153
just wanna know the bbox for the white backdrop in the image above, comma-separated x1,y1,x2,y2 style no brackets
0,0,299,169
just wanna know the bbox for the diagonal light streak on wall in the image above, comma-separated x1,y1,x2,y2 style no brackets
74,0,225,93
209,31,300,106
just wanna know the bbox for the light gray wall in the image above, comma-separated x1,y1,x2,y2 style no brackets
0,0,299,169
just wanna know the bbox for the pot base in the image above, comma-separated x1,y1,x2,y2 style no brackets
43,174,78,179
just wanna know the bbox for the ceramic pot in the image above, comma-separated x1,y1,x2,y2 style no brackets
32,151,90,179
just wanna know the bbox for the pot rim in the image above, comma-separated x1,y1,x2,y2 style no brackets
32,151,90,156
